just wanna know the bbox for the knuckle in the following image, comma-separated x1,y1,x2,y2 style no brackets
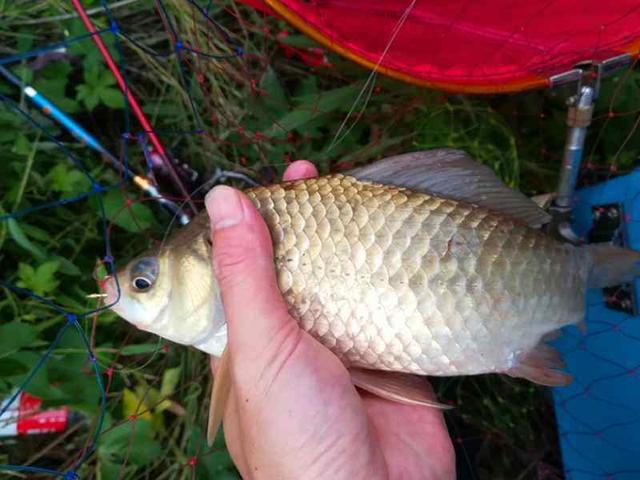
213,242,248,274
212,237,261,282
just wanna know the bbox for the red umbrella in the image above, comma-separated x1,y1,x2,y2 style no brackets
240,0,640,93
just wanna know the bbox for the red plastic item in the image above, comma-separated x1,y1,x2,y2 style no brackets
16,393,68,436
236,0,640,93
0,392,69,437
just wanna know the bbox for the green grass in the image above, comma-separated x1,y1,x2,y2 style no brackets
1,1,639,479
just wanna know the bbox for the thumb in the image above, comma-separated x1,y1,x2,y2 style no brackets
204,185,294,358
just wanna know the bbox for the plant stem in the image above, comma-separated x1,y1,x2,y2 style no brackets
13,130,41,212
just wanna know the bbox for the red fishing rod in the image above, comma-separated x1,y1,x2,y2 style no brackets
70,0,198,216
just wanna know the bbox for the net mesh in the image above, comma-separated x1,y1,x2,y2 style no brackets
266,0,640,93
0,1,639,479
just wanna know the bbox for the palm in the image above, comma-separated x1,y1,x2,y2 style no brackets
222,330,454,479
363,392,454,478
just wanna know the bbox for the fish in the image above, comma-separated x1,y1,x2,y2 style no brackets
103,149,640,443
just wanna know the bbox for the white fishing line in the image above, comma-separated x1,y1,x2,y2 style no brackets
328,0,417,153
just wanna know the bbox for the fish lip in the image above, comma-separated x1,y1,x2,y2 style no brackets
100,279,146,330
99,270,171,336
100,276,120,308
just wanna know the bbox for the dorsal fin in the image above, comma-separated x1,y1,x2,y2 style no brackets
348,149,551,228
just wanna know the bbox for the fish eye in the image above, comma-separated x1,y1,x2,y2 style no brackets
129,257,158,293
132,276,153,291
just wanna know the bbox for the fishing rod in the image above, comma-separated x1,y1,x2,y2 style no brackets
0,63,190,225
70,0,199,216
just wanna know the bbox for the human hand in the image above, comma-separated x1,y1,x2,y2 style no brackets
204,161,455,480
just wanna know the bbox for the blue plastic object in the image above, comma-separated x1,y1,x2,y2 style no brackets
553,169,640,480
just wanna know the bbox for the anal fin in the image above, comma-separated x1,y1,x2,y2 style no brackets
506,343,572,387
207,347,231,446
349,368,452,409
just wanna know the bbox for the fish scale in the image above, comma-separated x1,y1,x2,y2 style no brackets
246,174,587,376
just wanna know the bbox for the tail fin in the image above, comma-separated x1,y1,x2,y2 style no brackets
586,244,640,288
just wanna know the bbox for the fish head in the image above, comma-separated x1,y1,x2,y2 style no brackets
102,231,228,356
103,253,169,328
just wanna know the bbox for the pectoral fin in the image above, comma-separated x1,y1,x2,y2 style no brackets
207,347,231,446
349,368,452,409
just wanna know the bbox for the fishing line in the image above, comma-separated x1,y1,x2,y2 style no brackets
83,300,165,375
327,0,417,153
156,167,258,252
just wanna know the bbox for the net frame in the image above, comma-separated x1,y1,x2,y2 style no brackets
262,0,640,94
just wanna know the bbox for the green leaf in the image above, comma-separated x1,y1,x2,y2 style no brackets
44,330,100,411
12,134,30,156
259,67,288,116
122,388,153,421
160,366,181,398
76,84,100,111
120,343,161,356
76,65,123,110
278,34,319,49
12,65,32,85
266,83,363,138
294,82,362,112
102,190,156,232
33,63,79,114
186,426,238,477
294,75,318,97
52,255,82,276
16,31,34,53
100,459,132,480
37,260,60,281
0,321,38,352
16,262,35,283
83,63,100,86
6,352,52,398
100,87,125,109
0,358,30,377
99,419,161,467
19,223,50,242
16,260,60,296
7,219,46,260
265,109,318,138
48,163,91,196
66,19,100,58
99,68,116,87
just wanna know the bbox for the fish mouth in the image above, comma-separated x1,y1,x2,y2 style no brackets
100,276,122,310
99,275,166,332
99,277,142,329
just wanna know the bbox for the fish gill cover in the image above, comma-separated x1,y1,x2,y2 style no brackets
0,1,639,479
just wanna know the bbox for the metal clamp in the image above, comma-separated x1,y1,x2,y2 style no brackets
547,54,633,242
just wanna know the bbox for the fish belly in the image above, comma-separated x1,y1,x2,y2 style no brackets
247,175,588,377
